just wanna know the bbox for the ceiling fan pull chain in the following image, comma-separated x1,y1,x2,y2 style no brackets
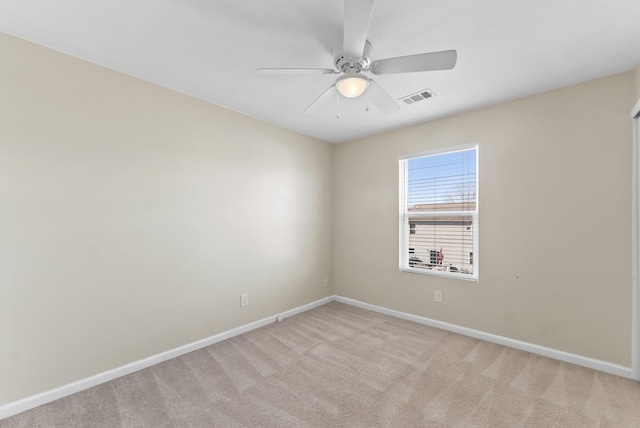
336,93,341,119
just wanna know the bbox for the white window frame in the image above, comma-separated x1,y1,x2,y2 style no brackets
399,143,479,281
632,99,640,381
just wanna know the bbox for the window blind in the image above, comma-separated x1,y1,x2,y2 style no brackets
399,145,478,279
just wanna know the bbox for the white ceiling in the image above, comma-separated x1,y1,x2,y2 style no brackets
2,0,640,143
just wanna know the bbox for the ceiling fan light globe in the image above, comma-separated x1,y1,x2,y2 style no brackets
336,75,369,98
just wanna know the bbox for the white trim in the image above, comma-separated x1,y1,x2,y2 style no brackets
398,142,478,161
631,98,640,119
399,266,479,282
334,296,634,379
633,112,640,381
0,296,333,421
398,144,479,281
399,157,408,270
473,145,480,279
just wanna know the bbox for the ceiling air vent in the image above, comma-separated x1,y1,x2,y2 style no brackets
400,89,436,105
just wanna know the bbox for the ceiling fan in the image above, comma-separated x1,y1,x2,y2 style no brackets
257,0,457,115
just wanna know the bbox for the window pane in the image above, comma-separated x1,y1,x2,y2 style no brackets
407,149,476,211
406,215,474,275
400,145,477,279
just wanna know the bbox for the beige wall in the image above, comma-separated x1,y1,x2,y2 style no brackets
334,71,633,367
0,33,333,405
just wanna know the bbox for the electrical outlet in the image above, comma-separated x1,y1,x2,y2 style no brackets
240,293,248,307
434,290,443,303
323,278,329,287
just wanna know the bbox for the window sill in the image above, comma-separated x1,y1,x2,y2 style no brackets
400,267,478,282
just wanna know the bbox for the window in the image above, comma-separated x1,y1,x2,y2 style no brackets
430,250,438,266
399,144,478,280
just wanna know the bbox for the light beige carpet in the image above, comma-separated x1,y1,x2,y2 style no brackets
1,301,639,427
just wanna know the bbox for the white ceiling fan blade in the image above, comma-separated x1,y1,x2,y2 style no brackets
302,85,337,115
343,0,374,59
370,50,457,75
257,68,338,75
366,80,400,115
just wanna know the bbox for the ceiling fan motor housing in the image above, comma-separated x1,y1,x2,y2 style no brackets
334,39,372,72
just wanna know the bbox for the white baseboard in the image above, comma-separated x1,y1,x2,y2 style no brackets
1,293,633,421
0,295,333,421
334,295,634,380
